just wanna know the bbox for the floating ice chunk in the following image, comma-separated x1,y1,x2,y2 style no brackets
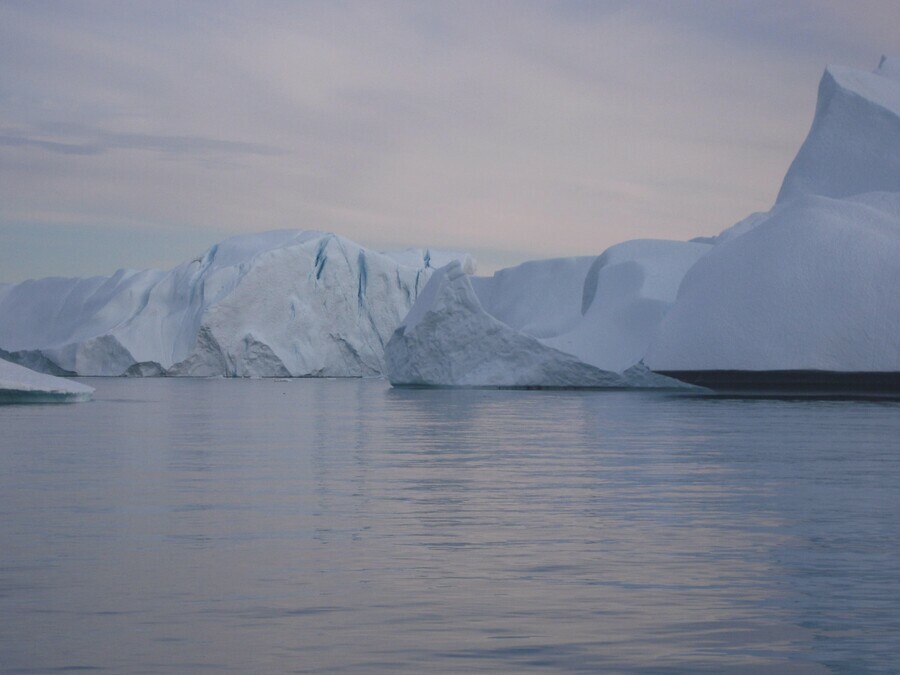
0,358,94,403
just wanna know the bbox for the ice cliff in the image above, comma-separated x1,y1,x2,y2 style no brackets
387,58,900,387
0,231,474,377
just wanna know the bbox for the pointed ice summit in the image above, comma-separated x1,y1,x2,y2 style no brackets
387,58,900,390
0,231,474,377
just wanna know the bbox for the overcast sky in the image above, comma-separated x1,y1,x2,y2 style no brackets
1,1,897,281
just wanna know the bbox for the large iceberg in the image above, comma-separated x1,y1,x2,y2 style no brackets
0,358,94,403
645,57,900,385
0,231,474,377
387,57,900,390
385,243,704,388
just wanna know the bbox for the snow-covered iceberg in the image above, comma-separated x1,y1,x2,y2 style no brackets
0,230,474,377
0,358,94,403
385,251,700,389
645,57,900,386
387,57,900,390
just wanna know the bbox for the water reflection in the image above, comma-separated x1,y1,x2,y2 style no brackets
0,379,897,672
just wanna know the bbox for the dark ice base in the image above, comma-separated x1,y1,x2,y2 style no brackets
658,370,900,397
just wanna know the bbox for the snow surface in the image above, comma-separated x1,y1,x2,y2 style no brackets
385,261,693,388
542,240,709,372
645,192,900,372
776,60,900,204
5,58,897,385
388,57,900,386
646,58,900,373
0,231,472,377
470,257,597,339
878,54,900,83
0,358,94,403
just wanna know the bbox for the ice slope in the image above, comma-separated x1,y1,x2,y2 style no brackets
385,261,693,388
469,257,597,339
776,58,900,203
0,358,94,403
387,57,900,387
0,230,471,377
465,239,708,373
646,58,900,374
542,240,709,372
645,193,900,372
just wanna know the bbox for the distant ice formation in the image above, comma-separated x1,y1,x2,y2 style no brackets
387,57,900,388
0,231,474,377
0,359,94,403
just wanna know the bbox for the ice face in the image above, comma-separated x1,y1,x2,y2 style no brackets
776,62,900,204
384,238,710,387
4,59,897,384
645,60,900,374
385,261,693,389
644,193,900,372
387,59,900,386
0,231,473,377
541,240,710,373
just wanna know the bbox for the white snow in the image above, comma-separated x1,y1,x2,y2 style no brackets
385,240,708,386
776,60,900,204
646,58,900,374
0,231,471,377
388,57,900,386
645,192,900,372
0,358,94,403
385,261,694,389
5,58,897,386
541,240,709,373
470,257,597,339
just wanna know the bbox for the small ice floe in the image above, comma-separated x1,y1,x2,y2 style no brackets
0,359,94,403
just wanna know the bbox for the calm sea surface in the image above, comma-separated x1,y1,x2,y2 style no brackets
1,378,899,673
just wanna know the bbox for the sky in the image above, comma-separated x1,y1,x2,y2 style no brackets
1,1,897,281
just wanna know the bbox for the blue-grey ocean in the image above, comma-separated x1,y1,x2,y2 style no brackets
1,378,899,673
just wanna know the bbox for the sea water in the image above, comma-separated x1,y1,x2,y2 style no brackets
1,378,898,672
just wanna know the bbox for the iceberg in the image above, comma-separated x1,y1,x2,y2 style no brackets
0,231,474,377
0,358,94,403
6,58,896,390
645,58,900,389
387,57,900,390
385,255,698,389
